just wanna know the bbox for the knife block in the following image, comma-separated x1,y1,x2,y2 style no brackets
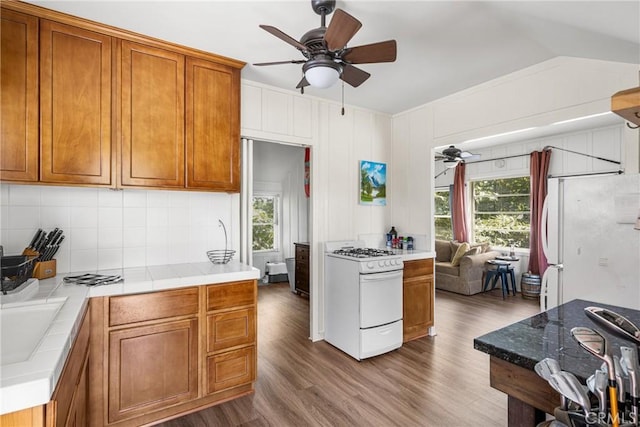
33,259,56,279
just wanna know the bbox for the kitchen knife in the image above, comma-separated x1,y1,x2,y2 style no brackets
27,229,43,250
44,235,64,261
31,231,46,255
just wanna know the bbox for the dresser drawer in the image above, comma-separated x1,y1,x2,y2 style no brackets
207,280,256,311
109,287,199,326
207,308,256,352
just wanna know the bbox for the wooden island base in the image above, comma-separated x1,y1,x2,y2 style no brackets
489,356,560,427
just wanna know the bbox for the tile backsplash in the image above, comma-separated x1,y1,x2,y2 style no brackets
0,184,237,273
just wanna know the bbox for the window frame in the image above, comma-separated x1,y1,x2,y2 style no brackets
470,175,531,251
434,186,453,241
251,192,280,253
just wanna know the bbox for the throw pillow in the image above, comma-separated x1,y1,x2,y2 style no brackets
463,246,481,257
451,242,470,266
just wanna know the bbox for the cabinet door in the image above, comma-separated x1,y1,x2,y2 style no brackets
108,318,198,423
1,9,39,182
186,57,240,191
121,41,185,188
65,351,89,427
206,346,256,394
40,20,112,185
403,275,433,342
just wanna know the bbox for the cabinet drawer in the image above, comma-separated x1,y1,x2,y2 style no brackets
109,287,199,326
206,346,256,394
207,280,256,311
403,258,434,279
207,308,256,352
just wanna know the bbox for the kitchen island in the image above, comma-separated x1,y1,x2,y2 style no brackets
474,299,640,426
0,261,260,426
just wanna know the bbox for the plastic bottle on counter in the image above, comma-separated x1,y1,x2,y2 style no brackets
407,237,414,250
389,226,398,249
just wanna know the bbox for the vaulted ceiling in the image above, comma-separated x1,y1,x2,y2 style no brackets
29,0,640,115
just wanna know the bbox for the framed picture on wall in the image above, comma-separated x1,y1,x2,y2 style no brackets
359,160,387,206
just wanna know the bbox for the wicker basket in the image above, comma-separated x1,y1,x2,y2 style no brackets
207,249,235,264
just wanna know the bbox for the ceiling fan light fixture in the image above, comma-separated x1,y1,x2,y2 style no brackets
443,159,460,169
303,57,341,88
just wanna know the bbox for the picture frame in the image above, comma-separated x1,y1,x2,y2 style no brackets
359,160,387,206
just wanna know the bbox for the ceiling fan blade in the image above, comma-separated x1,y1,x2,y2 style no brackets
340,64,370,88
342,40,397,64
296,76,310,89
324,9,362,51
253,60,307,66
259,25,308,51
464,154,481,161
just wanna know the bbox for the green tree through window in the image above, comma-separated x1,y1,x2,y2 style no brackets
472,177,530,248
252,195,278,251
435,189,453,240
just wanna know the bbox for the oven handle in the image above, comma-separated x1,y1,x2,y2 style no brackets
360,270,403,282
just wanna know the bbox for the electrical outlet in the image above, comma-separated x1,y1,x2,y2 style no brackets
598,258,608,266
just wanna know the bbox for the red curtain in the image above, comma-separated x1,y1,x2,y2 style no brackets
452,162,468,242
304,147,310,198
528,149,552,275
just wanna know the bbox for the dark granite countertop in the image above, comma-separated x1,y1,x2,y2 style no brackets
474,299,640,382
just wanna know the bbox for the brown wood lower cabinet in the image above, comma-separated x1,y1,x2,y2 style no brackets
403,258,435,342
107,318,199,423
89,280,257,427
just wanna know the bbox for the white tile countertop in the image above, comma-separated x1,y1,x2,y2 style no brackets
395,250,436,261
0,261,260,415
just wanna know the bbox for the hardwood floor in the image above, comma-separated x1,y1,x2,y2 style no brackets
157,283,539,427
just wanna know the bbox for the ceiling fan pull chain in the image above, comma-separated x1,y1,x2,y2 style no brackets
341,80,345,116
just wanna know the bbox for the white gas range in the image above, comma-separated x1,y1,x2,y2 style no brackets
324,241,404,361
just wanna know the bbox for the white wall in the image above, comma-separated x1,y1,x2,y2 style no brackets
391,57,639,251
242,81,393,340
0,184,238,273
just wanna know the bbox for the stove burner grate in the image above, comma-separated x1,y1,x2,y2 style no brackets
333,248,396,258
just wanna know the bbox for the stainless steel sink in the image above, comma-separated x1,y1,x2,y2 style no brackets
1,298,66,365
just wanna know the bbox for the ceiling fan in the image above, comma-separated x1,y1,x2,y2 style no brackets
253,0,397,92
435,145,481,169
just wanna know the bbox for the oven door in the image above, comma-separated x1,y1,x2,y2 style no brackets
359,269,403,329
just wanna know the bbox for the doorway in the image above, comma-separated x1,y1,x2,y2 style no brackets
242,139,311,335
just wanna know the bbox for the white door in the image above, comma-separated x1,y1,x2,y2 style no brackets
360,270,403,328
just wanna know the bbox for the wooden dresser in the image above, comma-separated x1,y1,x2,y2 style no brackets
294,243,310,296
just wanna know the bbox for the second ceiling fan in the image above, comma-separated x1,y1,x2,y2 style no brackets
254,0,397,91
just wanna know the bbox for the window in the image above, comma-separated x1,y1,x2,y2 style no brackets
252,195,279,251
472,177,530,248
434,188,453,240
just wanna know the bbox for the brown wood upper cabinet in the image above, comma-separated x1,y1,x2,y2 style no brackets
120,41,185,188
0,1,244,192
186,58,240,191
40,20,113,185
0,9,39,182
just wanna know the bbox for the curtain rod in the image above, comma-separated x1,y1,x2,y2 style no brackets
548,170,624,179
463,145,621,166
542,145,621,165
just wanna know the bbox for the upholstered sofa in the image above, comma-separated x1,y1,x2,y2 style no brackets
435,239,501,295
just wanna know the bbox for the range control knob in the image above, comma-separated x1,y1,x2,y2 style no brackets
378,261,384,268
367,262,375,270
385,260,390,266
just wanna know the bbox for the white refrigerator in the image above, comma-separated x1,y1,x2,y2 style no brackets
540,174,640,311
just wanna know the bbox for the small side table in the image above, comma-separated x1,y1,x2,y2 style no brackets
484,260,517,299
